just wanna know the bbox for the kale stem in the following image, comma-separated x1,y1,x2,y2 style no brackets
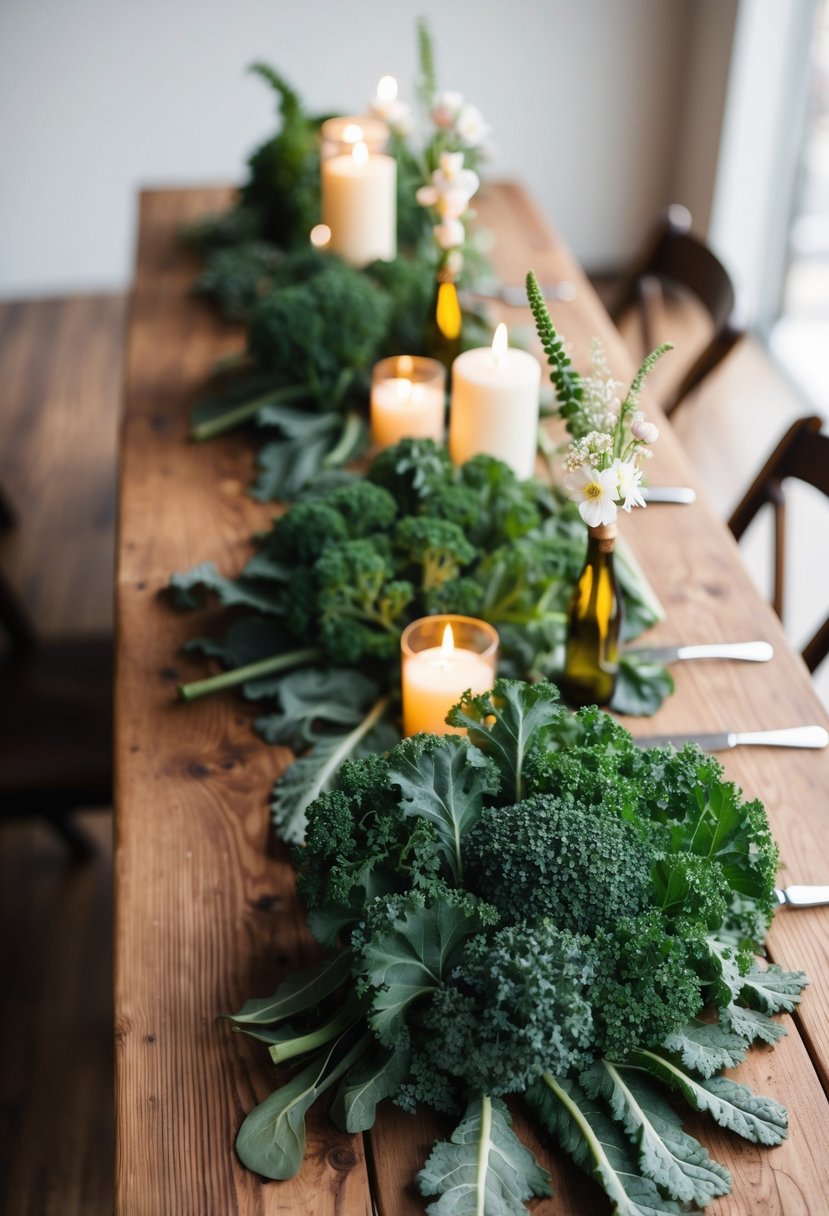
330,366,356,408
323,410,363,469
541,1073,629,1212
269,1003,362,1065
298,693,393,812
191,384,309,442
476,1094,492,1216
177,646,321,702
211,349,251,376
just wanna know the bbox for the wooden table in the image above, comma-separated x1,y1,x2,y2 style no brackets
115,183,829,1214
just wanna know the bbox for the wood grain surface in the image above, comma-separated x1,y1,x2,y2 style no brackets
0,294,125,636
115,184,829,1215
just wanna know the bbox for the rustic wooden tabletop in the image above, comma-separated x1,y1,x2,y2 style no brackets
114,183,829,1215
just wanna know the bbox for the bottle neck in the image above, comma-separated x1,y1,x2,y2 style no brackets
587,522,617,555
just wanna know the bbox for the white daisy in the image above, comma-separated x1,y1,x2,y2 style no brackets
565,465,619,528
613,458,647,512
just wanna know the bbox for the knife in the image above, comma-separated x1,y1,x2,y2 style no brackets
626,641,774,665
775,885,829,907
465,281,577,306
633,725,829,751
641,486,697,504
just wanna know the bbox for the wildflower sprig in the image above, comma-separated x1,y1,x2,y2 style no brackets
404,19,491,278
527,270,673,528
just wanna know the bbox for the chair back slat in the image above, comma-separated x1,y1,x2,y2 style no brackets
728,415,829,673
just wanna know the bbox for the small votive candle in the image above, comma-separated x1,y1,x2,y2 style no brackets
371,355,446,449
449,323,541,478
401,615,499,737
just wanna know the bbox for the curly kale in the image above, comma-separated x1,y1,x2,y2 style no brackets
466,793,654,934
238,64,326,248
406,922,597,1103
229,686,805,1216
315,538,414,664
248,262,390,398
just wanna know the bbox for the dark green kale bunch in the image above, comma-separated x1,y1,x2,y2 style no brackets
185,65,327,255
226,681,804,1215
170,441,671,842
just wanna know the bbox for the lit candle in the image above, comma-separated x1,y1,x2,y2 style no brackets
320,121,396,267
401,616,498,737
320,115,390,157
371,355,446,448
449,323,541,478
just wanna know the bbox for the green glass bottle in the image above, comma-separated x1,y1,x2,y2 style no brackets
425,270,463,369
561,523,621,707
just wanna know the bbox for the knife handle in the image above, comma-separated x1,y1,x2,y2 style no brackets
677,642,774,662
641,486,697,505
734,726,829,748
780,885,829,907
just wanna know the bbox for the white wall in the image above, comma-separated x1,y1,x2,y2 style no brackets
0,0,712,298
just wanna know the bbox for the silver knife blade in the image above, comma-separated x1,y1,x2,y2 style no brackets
641,486,697,504
634,726,829,751
775,885,829,907
465,281,577,306
626,641,774,665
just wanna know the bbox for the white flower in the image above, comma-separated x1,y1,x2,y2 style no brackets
434,218,465,250
455,103,490,147
435,185,470,220
417,153,479,219
416,184,439,208
631,416,659,445
563,431,613,472
431,90,464,128
613,458,647,512
565,466,619,528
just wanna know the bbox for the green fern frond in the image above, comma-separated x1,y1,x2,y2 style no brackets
416,18,437,109
249,62,302,124
526,270,584,419
624,342,674,410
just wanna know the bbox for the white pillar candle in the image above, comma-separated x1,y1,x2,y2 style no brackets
370,355,446,448
321,139,396,268
449,323,541,478
401,617,498,737
320,116,389,158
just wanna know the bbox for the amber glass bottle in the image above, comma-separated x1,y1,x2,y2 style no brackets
426,271,463,368
560,523,621,707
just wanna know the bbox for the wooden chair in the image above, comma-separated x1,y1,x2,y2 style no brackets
728,414,829,673
0,485,113,861
609,204,745,417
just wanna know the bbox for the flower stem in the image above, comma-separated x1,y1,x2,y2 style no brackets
177,646,321,702
191,384,309,442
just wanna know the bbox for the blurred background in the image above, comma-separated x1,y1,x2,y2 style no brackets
1,0,829,1211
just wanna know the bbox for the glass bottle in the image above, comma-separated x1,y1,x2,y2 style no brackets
425,268,463,368
560,523,621,707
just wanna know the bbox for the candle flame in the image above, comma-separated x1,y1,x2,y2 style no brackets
376,75,398,103
343,123,364,143
397,354,414,378
394,378,413,404
491,322,508,364
441,623,455,659
352,140,369,167
309,223,331,249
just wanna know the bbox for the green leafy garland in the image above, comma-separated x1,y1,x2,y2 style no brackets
170,441,672,843
226,680,806,1214
183,24,492,499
